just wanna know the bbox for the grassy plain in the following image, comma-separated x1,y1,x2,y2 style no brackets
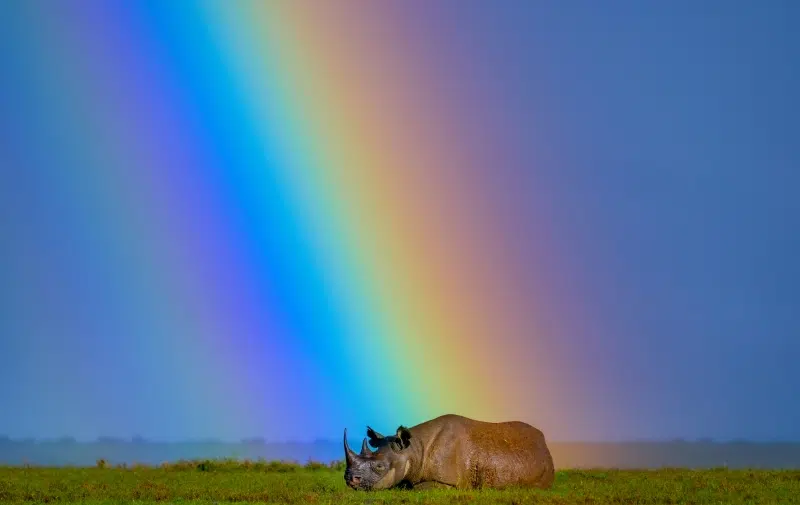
1,459,798,504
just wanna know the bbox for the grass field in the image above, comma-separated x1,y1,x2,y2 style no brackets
1,459,798,504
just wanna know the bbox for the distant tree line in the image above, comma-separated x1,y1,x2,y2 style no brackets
1,436,800,469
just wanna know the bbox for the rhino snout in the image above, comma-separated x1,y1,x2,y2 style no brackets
344,471,360,487
344,469,369,490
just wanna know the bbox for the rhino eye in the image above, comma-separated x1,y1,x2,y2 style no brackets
373,462,386,472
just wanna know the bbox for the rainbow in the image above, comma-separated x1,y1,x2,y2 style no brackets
1,1,595,442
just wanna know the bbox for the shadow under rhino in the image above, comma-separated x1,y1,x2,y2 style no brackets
343,414,555,490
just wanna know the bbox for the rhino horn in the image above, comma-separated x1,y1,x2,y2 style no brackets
344,429,358,464
360,438,373,457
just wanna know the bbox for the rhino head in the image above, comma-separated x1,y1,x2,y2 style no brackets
343,425,413,490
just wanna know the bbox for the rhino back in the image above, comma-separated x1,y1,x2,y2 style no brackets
407,415,470,486
464,419,554,488
409,415,553,489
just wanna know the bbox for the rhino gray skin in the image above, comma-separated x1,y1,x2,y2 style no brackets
343,414,554,490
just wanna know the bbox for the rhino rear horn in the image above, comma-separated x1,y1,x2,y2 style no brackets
360,438,373,456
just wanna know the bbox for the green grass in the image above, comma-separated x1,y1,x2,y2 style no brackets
1,459,798,504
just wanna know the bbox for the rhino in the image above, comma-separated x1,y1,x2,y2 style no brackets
343,414,554,490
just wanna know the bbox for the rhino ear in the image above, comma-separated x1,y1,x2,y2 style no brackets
366,426,384,448
395,426,412,449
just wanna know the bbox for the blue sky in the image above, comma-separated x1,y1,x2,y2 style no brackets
0,0,798,441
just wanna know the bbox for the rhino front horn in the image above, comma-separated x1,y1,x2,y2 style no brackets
360,438,372,456
343,429,358,464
